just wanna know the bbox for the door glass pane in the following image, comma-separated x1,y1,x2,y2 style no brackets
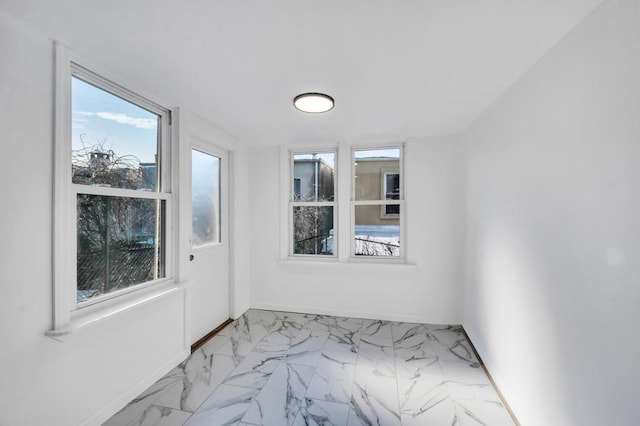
192,149,221,246
71,76,160,191
354,204,400,257
354,148,400,201
293,153,335,201
77,195,165,302
293,206,334,255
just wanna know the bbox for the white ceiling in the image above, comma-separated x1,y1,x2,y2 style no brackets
1,0,603,145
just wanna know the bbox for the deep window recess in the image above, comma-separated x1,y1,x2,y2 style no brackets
352,147,403,257
70,65,171,306
290,152,336,256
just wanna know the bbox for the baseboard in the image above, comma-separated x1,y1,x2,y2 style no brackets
463,325,521,426
80,348,190,426
191,318,233,352
250,302,457,325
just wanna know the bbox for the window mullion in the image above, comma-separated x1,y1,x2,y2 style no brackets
72,184,170,200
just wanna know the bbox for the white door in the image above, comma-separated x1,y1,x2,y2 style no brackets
190,140,229,344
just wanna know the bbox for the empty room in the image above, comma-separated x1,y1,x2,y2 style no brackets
1,0,638,425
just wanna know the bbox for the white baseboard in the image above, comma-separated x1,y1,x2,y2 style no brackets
80,348,190,426
250,302,457,325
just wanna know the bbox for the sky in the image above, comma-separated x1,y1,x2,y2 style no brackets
71,77,159,164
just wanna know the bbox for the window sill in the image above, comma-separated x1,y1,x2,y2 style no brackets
279,258,416,267
46,282,184,338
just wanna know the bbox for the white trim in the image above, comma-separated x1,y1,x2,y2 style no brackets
350,145,405,259
279,145,290,260
287,148,338,258
47,283,183,337
50,44,176,334
71,184,171,199
53,42,73,330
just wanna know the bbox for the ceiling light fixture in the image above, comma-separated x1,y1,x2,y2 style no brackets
293,92,334,113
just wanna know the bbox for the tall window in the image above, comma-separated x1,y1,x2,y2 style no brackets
70,65,171,306
353,147,403,257
290,152,336,256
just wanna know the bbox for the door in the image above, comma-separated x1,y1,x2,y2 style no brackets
190,140,229,344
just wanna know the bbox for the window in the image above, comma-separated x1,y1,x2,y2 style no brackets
71,68,171,305
290,152,336,256
353,147,403,257
192,149,221,246
52,46,173,333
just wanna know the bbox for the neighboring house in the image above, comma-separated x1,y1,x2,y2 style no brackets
354,157,400,226
293,157,334,201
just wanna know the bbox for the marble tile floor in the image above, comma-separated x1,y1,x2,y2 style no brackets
104,309,516,426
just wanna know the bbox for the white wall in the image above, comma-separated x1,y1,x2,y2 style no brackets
0,14,250,425
463,0,640,424
249,136,465,324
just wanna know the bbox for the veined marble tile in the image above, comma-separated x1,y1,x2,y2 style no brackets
200,334,232,354
293,398,350,426
219,310,277,338
392,323,438,360
348,379,401,426
305,350,357,404
453,399,515,426
223,352,282,390
396,357,451,424
215,332,267,366
427,325,479,367
241,363,315,425
324,318,362,353
106,310,513,426
355,341,396,378
439,361,501,402
255,322,303,354
103,374,182,426
244,309,280,328
185,384,259,426
359,320,393,347
285,330,328,365
155,351,236,412
130,405,192,426
400,396,457,426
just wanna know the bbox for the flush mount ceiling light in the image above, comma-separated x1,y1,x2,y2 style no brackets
293,92,334,113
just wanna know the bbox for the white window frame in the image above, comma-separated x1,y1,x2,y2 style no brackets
288,149,338,258
49,43,176,336
351,145,405,260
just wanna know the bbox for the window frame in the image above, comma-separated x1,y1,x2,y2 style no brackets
288,149,338,258
351,145,405,260
51,43,175,334
380,168,401,218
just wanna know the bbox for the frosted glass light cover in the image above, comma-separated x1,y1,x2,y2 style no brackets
293,93,334,113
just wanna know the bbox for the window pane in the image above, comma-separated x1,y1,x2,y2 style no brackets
71,77,160,191
354,204,400,256
192,150,221,246
354,148,400,201
293,206,334,255
77,195,165,302
293,153,335,201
